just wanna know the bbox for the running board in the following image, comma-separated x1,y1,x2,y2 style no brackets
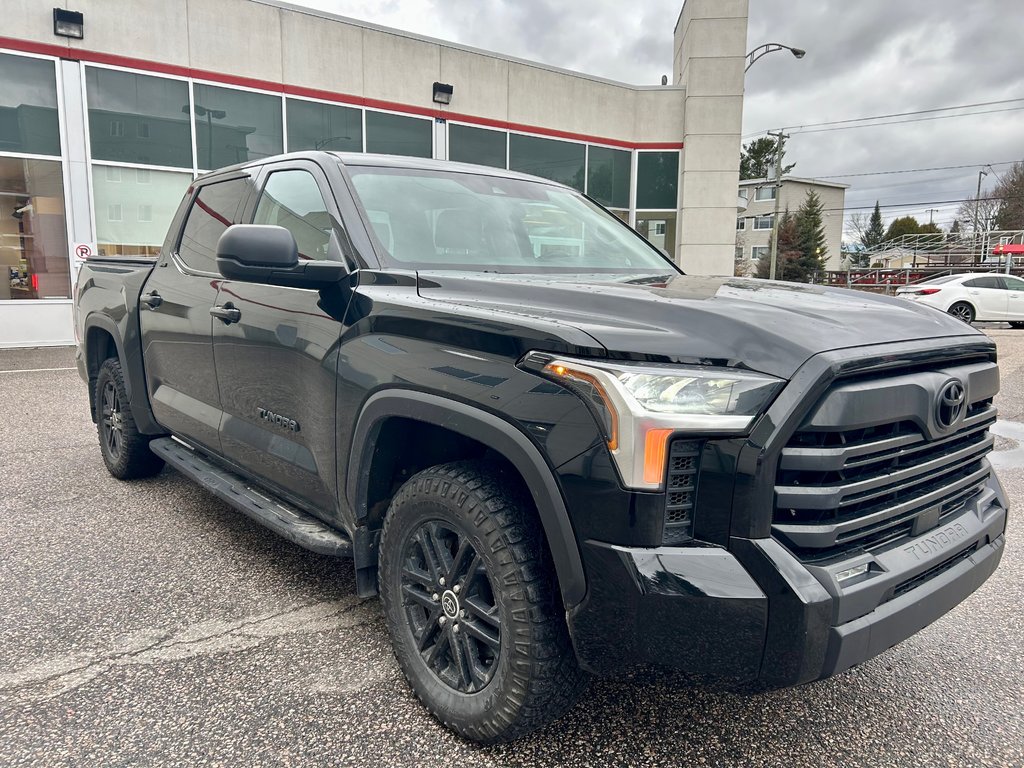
150,437,353,558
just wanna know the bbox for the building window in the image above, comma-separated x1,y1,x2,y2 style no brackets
449,124,506,169
0,53,61,157
736,218,745,231
286,98,362,153
755,185,776,201
739,188,749,200
751,246,769,260
0,157,70,300
587,146,630,209
735,246,744,260
365,111,432,158
636,151,679,210
635,212,676,254
93,165,191,258
192,84,283,170
754,215,774,230
105,166,121,182
86,68,192,168
509,134,585,191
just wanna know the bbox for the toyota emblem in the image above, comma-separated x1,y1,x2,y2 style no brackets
935,379,966,431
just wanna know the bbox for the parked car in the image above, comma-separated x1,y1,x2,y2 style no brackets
896,272,1024,326
74,152,1008,743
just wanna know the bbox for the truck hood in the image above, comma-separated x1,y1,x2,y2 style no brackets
415,272,986,379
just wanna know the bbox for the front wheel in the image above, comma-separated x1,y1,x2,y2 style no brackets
378,461,586,743
948,302,975,324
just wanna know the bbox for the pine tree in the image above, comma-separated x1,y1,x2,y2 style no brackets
793,189,828,280
862,201,885,249
755,211,799,279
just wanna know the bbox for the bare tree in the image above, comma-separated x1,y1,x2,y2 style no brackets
956,195,999,235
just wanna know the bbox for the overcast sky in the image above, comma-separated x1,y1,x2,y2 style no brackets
298,0,1023,238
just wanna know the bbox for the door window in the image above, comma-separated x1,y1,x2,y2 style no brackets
1003,277,1024,291
963,276,1003,289
254,170,333,261
177,178,249,272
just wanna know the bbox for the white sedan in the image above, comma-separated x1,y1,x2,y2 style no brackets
895,272,1024,326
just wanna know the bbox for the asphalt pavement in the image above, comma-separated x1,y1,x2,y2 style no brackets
1,333,1022,768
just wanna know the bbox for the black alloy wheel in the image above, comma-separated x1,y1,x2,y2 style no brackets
94,358,164,479
100,378,124,461
400,520,500,693
378,461,586,743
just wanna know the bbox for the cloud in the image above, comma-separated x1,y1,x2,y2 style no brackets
297,0,1022,234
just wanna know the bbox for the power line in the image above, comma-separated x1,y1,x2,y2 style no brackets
744,97,1024,138
788,106,1024,135
819,195,1011,214
812,160,1020,179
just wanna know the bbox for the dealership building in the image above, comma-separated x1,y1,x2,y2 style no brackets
0,0,749,347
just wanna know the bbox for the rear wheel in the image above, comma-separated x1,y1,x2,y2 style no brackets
378,461,586,743
95,358,164,479
948,302,975,324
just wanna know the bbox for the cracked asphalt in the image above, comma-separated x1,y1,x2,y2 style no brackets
2,332,1023,768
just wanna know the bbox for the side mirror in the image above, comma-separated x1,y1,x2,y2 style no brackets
215,224,347,289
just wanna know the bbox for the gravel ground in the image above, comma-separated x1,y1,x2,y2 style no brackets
1,333,1022,768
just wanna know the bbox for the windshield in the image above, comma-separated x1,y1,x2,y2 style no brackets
346,165,677,275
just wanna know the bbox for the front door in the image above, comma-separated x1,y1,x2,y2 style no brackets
1003,275,1024,320
212,162,352,517
139,176,251,452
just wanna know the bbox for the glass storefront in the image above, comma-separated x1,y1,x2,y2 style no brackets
365,111,432,158
636,151,679,210
586,146,630,209
286,98,362,153
635,211,676,255
193,83,283,170
92,165,192,257
0,53,61,157
449,124,506,168
85,68,192,168
509,134,585,191
0,157,69,300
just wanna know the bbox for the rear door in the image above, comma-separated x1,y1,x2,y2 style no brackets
139,175,253,451
962,276,1008,320
212,160,353,517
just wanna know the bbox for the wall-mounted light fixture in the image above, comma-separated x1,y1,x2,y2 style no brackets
432,82,454,105
53,8,84,39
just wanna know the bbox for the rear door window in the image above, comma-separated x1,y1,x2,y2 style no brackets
963,276,1003,289
176,177,250,272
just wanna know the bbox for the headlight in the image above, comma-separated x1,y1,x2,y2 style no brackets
521,352,783,490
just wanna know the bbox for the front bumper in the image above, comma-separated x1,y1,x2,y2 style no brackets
567,476,1007,686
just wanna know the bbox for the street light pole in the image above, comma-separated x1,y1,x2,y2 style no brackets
745,43,806,72
767,130,788,281
974,168,989,262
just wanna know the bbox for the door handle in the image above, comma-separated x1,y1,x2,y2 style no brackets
140,291,163,309
210,303,241,324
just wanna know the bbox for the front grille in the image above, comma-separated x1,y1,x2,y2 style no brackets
663,440,701,544
772,362,997,562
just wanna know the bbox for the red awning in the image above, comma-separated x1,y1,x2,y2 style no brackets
993,243,1024,254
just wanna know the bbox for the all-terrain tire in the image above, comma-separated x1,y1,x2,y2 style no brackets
95,358,164,479
378,460,587,743
948,301,975,324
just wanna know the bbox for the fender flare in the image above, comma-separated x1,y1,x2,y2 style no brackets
83,312,162,434
347,389,587,608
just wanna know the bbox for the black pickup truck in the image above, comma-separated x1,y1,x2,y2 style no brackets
75,151,1008,743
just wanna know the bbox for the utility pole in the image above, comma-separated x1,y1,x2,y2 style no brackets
767,130,789,281
973,168,989,260
926,208,938,225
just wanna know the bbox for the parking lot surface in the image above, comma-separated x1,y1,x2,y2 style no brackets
2,332,1022,768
